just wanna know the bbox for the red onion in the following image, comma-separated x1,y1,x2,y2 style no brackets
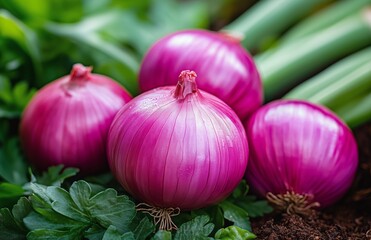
245,100,358,212
20,64,132,175
139,29,262,120
108,70,248,211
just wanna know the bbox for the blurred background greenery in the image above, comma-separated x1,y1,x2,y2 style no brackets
0,0,254,105
0,0,256,206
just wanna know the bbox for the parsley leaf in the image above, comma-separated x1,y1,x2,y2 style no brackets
219,201,251,231
0,197,31,239
102,225,135,240
32,165,79,187
152,230,172,240
215,226,256,240
25,180,137,238
235,195,273,218
174,215,214,240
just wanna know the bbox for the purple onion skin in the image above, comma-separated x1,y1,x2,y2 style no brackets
245,100,358,207
108,71,248,210
139,29,262,121
20,64,132,175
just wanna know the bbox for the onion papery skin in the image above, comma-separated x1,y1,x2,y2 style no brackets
108,71,249,210
139,29,262,121
20,64,132,175
245,100,358,208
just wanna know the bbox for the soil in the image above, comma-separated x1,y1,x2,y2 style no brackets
251,123,371,240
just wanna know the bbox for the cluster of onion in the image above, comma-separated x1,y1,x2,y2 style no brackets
21,29,358,230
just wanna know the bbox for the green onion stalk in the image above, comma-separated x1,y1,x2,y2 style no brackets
256,0,371,61
222,0,330,52
334,92,371,128
281,0,371,43
284,47,371,128
256,8,371,101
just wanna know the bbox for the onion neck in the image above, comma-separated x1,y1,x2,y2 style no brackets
173,70,198,100
69,63,92,82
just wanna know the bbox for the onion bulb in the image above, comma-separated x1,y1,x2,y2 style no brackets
108,70,248,214
139,29,262,120
245,100,358,213
20,64,132,175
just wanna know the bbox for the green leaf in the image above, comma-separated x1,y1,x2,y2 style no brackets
11,197,31,225
24,210,85,232
151,230,172,240
27,181,137,236
0,78,36,118
0,197,31,239
0,182,24,199
25,191,87,238
89,187,136,233
0,10,41,78
26,184,86,231
226,181,273,219
191,205,224,232
0,76,12,103
219,201,251,231
231,181,249,199
174,215,214,240
132,217,155,240
12,81,36,109
29,183,52,205
69,179,92,210
46,186,90,223
0,138,28,185
84,225,105,240
102,225,135,240
215,226,256,240
27,228,83,240
235,196,273,218
32,165,79,187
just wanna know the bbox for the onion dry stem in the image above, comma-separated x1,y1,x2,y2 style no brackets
136,203,181,231
266,191,320,216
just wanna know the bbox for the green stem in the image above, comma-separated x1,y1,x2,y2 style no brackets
281,0,371,43
334,92,371,128
222,0,330,51
284,47,371,100
306,61,371,109
257,8,371,101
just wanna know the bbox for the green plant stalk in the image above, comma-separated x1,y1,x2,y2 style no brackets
306,62,371,109
255,0,371,62
257,9,371,101
222,0,330,51
281,0,371,43
333,92,371,128
284,47,371,100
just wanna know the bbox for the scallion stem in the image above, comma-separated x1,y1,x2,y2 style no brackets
281,0,371,43
284,47,371,100
333,92,371,128
305,62,371,109
222,0,329,51
257,8,371,101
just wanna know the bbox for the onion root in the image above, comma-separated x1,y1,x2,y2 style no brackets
136,203,180,231
266,191,320,216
